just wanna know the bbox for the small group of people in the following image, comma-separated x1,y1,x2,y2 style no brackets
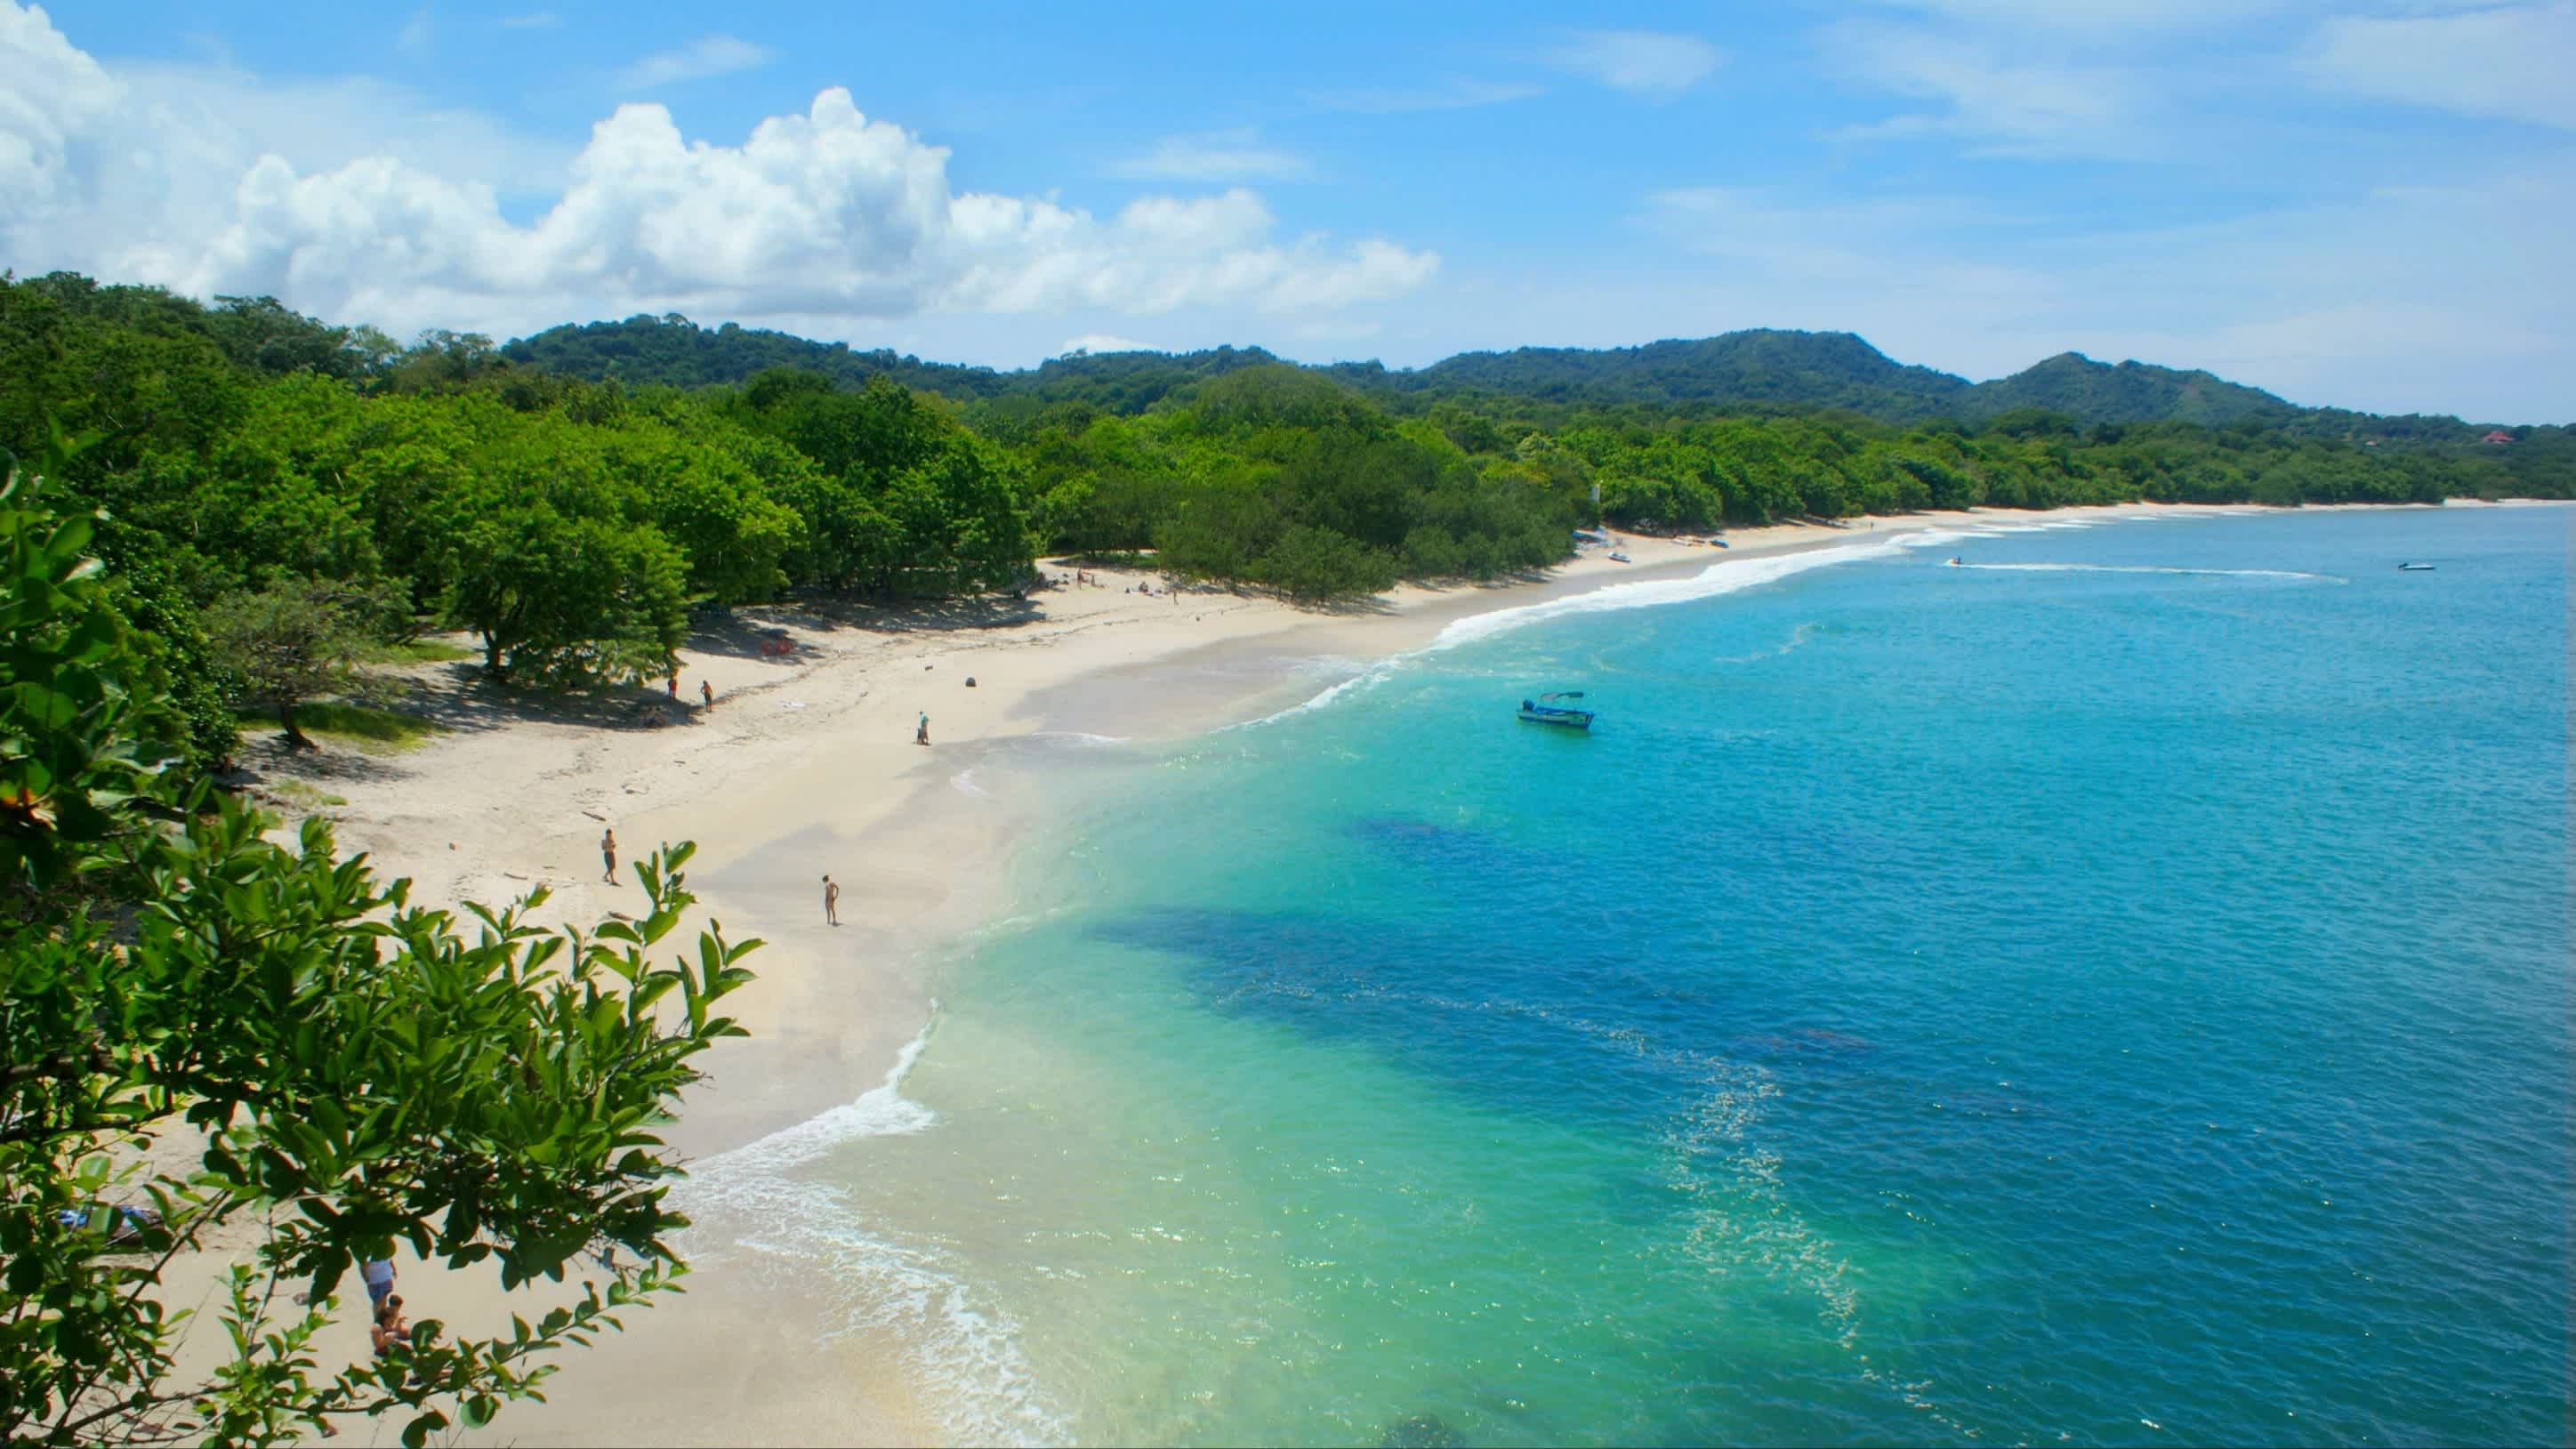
363,1256,422,1377
664,669,716,708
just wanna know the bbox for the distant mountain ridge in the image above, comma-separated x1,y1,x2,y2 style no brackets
497,316,2337,430
1340,333,2303,425
1968,351,2298,428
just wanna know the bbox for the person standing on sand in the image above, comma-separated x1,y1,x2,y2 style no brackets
361,1257,396,1315
701,680,714,707
601,828,617,884
666,668,680,700
824,875,840,926
915,712,930,746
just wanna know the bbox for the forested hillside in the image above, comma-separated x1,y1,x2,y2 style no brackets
4,269,2567,785
1964,353,2297,427
502,313,1013,398
1353,331,1975,416
506,313,2497,436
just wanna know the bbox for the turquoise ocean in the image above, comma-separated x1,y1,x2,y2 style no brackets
684,506,2568,1447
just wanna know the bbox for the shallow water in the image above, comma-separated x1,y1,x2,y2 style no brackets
687,506,2569,1447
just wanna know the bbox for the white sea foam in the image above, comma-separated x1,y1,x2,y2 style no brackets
1291,652,1371,678
673,1019,1073,1445
1893,527,1990,550
1026,730,1132,748
1427,537,1910,653
1219,662,1390,730
952,769,991,798
690,1016,941,1182
728,1211,1067,1447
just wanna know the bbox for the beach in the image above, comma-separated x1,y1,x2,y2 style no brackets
214,501,2482,1445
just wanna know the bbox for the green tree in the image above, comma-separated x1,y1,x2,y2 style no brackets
203,577,401,750
205,295,398,382
440,506,688,687
1254,523,1398,601
0,458,757,1446
589,420,801,606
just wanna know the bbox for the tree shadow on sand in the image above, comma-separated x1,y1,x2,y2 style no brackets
677,607,828,662
388,662,696,737
231,732,417,787
793,593,1044,635
1292,592,1397,616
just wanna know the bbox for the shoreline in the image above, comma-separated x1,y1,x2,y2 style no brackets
233,498,2525,1445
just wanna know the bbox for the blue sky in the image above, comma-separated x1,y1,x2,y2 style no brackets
5,1,2570,418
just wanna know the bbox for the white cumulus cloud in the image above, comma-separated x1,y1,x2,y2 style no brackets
0,5,1437,343
0,2,117,210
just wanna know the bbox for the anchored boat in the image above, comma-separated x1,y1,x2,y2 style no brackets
1517,691,1595,730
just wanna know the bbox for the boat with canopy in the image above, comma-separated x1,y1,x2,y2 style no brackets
1517,691,1595,730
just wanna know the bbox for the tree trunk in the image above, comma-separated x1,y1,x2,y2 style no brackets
278,701,316,752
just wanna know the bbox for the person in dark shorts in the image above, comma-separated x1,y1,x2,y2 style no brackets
362,1257,396,1314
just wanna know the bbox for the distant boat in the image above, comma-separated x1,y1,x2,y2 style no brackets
2398,562,2436,571
1517,691,1595,730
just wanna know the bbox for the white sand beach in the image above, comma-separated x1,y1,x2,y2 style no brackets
181,503,2304,1445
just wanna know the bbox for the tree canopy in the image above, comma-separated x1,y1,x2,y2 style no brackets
3,264,2568,702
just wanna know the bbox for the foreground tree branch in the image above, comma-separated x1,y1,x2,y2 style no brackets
2,448,760,1446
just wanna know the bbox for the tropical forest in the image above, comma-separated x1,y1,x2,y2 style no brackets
4,269,2568,785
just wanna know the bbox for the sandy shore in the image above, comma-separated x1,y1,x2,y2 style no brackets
181,501,2395,1444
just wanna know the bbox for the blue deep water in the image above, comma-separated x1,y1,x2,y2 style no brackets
785,507,2569,1447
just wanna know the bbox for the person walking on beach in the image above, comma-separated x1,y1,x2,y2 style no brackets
915,712,930,746
600,828,618,884
824,875,840,926
666,668,680,700
701,679,714,708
